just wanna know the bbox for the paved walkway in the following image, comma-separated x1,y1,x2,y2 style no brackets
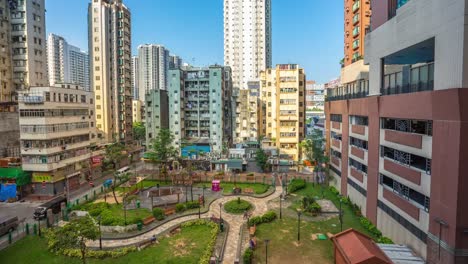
87,185,283,264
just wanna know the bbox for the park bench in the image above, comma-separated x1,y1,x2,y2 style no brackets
164,208,176,216
143,216,155,225
243,188,254,194
249,225,256,236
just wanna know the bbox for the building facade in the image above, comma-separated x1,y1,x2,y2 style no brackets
259,64,306,161
137,44,170,103
131,56,138,99
47,33,90,91
305,81,325,117
326,0,468,263
169,66,233,157
132,99,142,123
224,0,272,143
169,55,182,70
18,84,96,197
0,0,13,102
88,0,133,143
145,89,169,148
343,0,370,67
0,0,48,101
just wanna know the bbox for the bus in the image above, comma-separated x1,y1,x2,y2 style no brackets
115,166,130,177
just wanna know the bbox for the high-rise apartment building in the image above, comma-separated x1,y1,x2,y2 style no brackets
145,89,169,147
169,55,182,70
12,0,47,88
18,84,96,197
169,66,233,156
343,0,370,67
88,0,133,143
137,44,170,103
326,0,468,262
224,0,272,143
259,64,306,161
47,33,90,91
131,56,138,99
0,0,13,102
305,81,325,117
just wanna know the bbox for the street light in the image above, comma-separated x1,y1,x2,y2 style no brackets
264,239,270,264
297,209,302,242
219,202,223,221
279,194,283,219
97,216,102,250
339,196,343,232
185,184,188,203
37,218,41,237
197,194,201,219
123,196,127,226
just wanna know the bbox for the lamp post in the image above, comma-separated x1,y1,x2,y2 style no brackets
279,194,283,219
123,196,127,226
297,209,302,242
190,184,193,202
185,184,188,203
284,173,288,195
339,196,343,232
197,194,201,219
37,218,41,237
97,216,102,249
219,202,222,221
264,239,270,264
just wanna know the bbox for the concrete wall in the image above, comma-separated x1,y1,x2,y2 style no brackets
0,112,20,157
365,0,467,93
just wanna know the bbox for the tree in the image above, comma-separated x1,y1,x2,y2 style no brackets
301,129,330,182
133,122,146,145
300,138,314,162
255,148,269,172
46,215,100,264
147,129,178,163
105,143,126,204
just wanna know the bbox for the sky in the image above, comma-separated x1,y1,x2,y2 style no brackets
46,0,344,83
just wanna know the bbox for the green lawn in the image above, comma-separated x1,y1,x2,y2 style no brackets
0,224,214,264
116,180,172,193
195,182,270,195
249,183,380,264
224,199,253,214
76,202,152,226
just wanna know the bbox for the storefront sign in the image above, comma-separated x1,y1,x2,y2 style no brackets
32,173,52,183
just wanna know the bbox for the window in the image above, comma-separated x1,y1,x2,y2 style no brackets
330,114,342,122
381,118,432,136
380,174,430,211
381,146,431,174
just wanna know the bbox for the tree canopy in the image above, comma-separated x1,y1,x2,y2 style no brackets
147,129,178,163
45,215,100,264
301,129,329,171
255,148,270,172
132,122,146,143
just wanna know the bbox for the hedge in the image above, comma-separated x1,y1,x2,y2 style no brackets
59,246,137,259
152,208,165,221
248,210,277,227
243,248,253,264
287,179,306,193
181,220,219,264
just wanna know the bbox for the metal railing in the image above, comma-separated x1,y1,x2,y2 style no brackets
380,81,433,96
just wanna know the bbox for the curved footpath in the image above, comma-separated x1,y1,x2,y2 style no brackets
88,186,283,264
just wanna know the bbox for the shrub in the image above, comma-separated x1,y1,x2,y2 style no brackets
59,246,137,259
287,179,306,193
329,186,339,196
152,208,165,221
224,199,252,214
377,236,394,244
248,210,277,226
180,220,220,264
243,248,253,264
261,210,277,223
247,173,254,176
360,217,382,238
307,202,322,216
185,201,200,209
175,203,186,213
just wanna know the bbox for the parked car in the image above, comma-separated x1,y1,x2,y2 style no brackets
0,216,19,236
33,196,67,220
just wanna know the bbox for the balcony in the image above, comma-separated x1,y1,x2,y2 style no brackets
332,139,341,150
351,125,366,136
350,146,365,160
331,156,341,168
352,1,360,12
383,159,421,185
331,121,341,131
384,130,422,149
353,14,360,25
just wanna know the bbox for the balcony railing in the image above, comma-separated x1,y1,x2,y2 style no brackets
326,91,368,102
352,1,360,12
380,81,433,96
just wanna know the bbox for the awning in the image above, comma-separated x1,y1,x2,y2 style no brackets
0,167,31,186
227,159,243,170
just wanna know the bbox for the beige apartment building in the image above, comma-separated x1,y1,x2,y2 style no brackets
18,84,97,198
0,0,48,102
259,64,306,161
88,0,133,143
132,99,142,123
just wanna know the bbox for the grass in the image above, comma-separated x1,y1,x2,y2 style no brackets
249,183,381,263
0,224,214,264
116,180,172,193
77,202,152,226
224,199,253,214
195,182,270,195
